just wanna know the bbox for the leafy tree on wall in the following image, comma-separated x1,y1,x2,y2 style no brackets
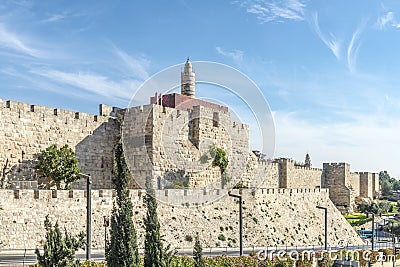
210,145,229,187
35,215,85,267
35,144,81,189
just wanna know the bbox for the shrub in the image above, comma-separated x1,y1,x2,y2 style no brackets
217,234,226,241
185,235,193,242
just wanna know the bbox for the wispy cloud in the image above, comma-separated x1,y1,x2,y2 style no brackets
376,11,394,29
40,11,89,24
311,13,341,60
375,11,400,29
347,22,365,73
40,14,68,23
30,69,138,101
216,46,244,63
0,23,38,57
239,0,307,23
112,46,150,81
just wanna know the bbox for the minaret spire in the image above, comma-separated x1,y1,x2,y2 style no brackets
181,58,195,97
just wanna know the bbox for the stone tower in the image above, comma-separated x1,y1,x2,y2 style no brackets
181,58,195,97
305,153,311,167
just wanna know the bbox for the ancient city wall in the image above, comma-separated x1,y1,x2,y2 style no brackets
122,104,154,189
0,188,363,250
359,172,373,198
372,173,380,197
127,104,250,189
0,99,119,189
279,159,322,189
322,163,353,212
347,168,360,198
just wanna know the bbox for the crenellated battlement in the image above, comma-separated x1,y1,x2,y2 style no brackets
323,162,348,168
293,165,322,171
3,188,329,202
255,187,328,195
0,99,118,124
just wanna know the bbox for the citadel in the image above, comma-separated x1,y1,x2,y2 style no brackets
0,59,380,249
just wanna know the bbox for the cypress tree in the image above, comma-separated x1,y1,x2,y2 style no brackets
193,234,205,267
106,140,140,267
144,177,166,267
35,215,84,267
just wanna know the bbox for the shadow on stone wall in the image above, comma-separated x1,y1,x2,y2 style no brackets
2,158,38,189
2,118,120,190
75,119,119,189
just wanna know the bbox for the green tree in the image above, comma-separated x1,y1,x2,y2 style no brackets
210,146,229,187
379,170,400,195
193,234,205,267
381,180,393,196
106,141,140,267
35,144,81,189
378,200,393,214
35,215,84,267
144,177,166,267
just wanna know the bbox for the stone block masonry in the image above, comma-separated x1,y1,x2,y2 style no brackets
0,99,120,189
122,103,250,190
322,163,379,213
0,97,380,213
0,188,363,250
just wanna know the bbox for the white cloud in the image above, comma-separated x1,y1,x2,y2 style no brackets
40,14,67,23
311,13,341,60
0,23,38,57
112,47,150,81
216,46,244,63
240,0,307,23
30,68,139,101
347,22,365,73
376,11,395,30
273,110,400,177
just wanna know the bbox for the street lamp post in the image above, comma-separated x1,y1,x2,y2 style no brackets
367,212,375,251
392,221,395,243
79,173,92,260
103,216,109,255
228,192,243,256
316,206,328,250
391,221,395,267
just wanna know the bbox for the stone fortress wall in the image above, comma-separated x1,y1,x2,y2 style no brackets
0,97,375,250
0,58,381,249
0,99,120,189
0,188,363,250
252,159,379,213
0,98,380,211
121,102,249,190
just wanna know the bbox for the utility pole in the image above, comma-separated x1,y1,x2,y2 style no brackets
228,192,243,256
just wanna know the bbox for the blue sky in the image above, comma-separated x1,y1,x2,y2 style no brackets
1,0,400,177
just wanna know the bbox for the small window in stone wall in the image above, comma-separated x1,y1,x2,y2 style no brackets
213,112,219,127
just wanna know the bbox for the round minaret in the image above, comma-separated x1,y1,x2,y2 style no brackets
181,57,195,97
